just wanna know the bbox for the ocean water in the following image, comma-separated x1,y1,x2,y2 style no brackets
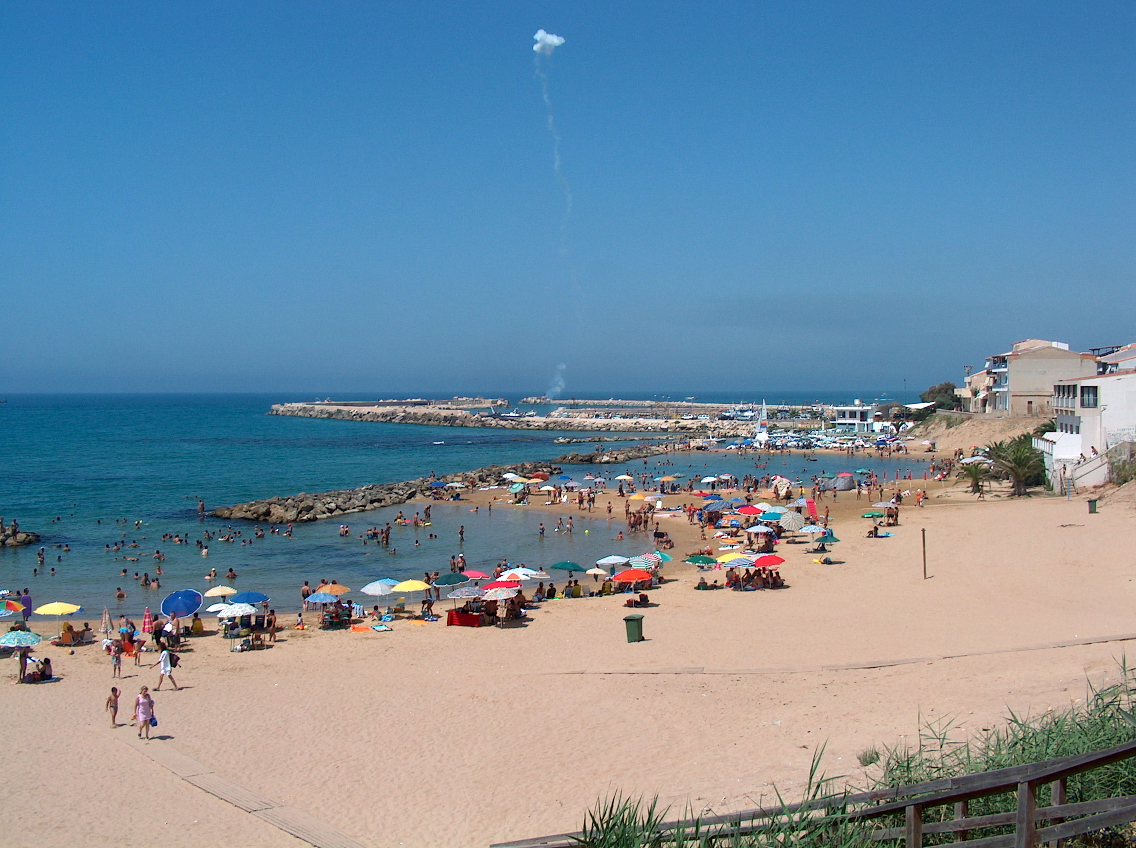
0,393,924,619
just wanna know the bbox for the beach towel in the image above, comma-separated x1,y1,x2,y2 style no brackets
806,498,818,519
371,624,392,632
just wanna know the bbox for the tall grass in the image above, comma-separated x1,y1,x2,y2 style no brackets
570,662,1136,847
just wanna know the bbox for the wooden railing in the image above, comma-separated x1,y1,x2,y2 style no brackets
491,740,1136,848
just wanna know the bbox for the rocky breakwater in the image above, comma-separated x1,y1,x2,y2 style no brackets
213,461,560,524
552,441,684,465
1,523,41,547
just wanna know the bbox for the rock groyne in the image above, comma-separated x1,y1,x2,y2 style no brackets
213,443,679,524
1,525,41,547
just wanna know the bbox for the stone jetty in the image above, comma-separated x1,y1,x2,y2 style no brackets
213,443,679,524
1,524,41,547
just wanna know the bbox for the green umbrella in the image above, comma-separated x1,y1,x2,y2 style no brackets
653,551,673,562
862,512,884,518
855,468,871,474
684,555,715,565
819,533,841,543
552,561,582,572
433,572,470,586
0,630,42,648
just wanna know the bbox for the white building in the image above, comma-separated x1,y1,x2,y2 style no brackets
965,339,1098,416
1035,368,1136,489
831,400,878,433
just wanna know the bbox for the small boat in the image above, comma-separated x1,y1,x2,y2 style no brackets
433,441,445,445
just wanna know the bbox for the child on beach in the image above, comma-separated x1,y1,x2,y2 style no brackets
106,687,119,727
111,639,123,677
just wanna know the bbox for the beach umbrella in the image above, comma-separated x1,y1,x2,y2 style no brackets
628,556,657,569
716,553,750,563
596,555,630,567
759,512,783,521
462,570,490,580
482,580,521,591
501,472,521,480
206,602,233,613
34,602,82,617
745,525,775,534
737,506,761,515
141,607,154,634
862,512,885,518
684,555,716,565
556,475,572,481
700,476,719,484
0,630,41,648
615,475,634,481
801,525,826,533
539,485,556,491
481,587,518,602
585,568,608,577
788,497,809,507
446,586,483,600
656,475,677,482
446,482,465,488
500,569,539,581
652,552,673,562
837,472,854,477
161,589,203,617
2,599,25,613
429,481,447,488
755,502,773,510
360,579,400,596
766,506,789,514
305,592,339,604
551,561,582,572
720,473,736,480
203,585,236,598
391,580,430,593
778,512,807,531
628,493,647,500
817,533,841,543
613,569,652,583
229,591,269,605
873,502,894,508
508,483,526,493
433,572,470,587
531,472,550,481
725,557,755,568
320,584,351,596
638,552,663,564
214,603,257,618
754,555,785,567
100,607,114,637
855,468,871,475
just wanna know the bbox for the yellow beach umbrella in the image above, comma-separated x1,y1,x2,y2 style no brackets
716,553,749,564
658,475,677,481
34,602,82,617
628,493,647,500
321,583,351,595
204,585,236,597
392,579,430,592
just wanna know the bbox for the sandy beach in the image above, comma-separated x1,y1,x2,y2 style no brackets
3,476,1134,848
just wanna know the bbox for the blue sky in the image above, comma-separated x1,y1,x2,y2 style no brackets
2,2,1133,396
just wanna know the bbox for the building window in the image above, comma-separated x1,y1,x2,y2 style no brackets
1081,386,1098,409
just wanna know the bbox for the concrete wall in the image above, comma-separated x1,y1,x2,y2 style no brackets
1006,347,1097,416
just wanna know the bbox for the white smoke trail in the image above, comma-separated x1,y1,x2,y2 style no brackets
533,30,572,257
546,363,567,399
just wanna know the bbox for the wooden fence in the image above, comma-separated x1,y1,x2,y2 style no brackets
492,739,1136,848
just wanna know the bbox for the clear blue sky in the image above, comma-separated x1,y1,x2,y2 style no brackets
2,2,1133,396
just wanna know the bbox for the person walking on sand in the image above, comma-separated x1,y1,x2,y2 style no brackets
151,647,180,690
107,686,120,727
111,639,123,678
135,686,155,739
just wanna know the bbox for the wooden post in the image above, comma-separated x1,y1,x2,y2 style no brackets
954,799,970,842
905,803,924,848
1015,781,1037,848
1048,778,1067,848
922,528,928,580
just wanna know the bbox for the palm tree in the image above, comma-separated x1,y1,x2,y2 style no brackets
957,462,988,495
987,437,1045,496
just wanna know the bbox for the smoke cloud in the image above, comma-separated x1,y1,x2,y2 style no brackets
533,29,565,56
546,363,567,399
532,29,572,257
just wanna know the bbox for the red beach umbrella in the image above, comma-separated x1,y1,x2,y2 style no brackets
530,471,550,481
737,506,761,515
754,555,784,567
463,570,490,579
141,607,153,634
613,569,652,583
482,580,521,591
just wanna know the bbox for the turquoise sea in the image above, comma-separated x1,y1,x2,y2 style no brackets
0,393,920,619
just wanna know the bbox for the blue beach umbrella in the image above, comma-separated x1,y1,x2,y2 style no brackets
360,579,399,596
0,630,41,648
305,592,338,604
759,512,783,521
228,591,269,605
508,483,526,493
160,589,203,618
429,481,447,488
652,552,673,562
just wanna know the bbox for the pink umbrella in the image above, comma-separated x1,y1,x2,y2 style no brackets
482,580,521,591
141,607,153,634
463,570,490,579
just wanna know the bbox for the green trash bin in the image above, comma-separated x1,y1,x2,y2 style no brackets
623,613,644,643
1088,498,1098,514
